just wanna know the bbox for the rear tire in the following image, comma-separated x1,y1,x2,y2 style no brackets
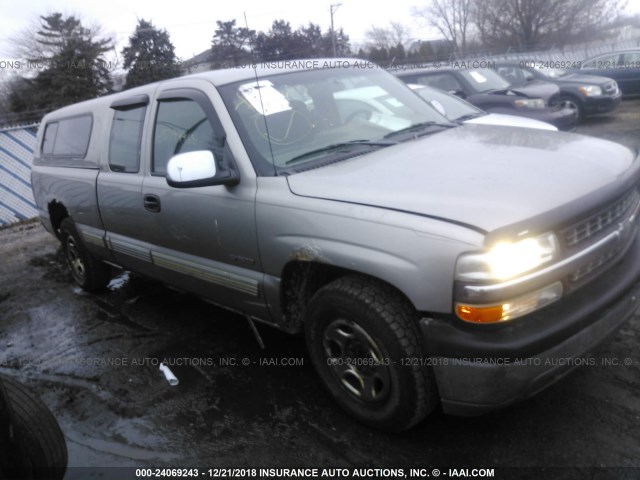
60,218,111,292
0,376,67,480
304,275,438,432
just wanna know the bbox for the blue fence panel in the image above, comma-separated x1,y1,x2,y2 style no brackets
0,124,39,227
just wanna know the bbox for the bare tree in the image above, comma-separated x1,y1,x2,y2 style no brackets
9,17,53,62
0,71,13,113
474,0,625,50
365,26,393,50
389,22,414,48
412,0,474,56
365,22,414,50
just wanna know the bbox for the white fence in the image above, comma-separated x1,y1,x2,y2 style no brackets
455,33,640,64
0,124,39,227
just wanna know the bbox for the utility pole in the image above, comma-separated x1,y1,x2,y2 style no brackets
330,3,342,57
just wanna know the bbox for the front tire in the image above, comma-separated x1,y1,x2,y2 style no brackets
555,95,584,122
304,276,438,432
60,218,111,292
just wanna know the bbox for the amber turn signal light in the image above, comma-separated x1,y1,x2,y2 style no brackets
456,304,506,323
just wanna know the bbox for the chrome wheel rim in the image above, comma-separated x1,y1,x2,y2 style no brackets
323,319,391,403
560,99,579,114
65,236,85,283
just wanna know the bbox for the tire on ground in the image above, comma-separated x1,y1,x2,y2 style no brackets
60,218,111,292
555,95,584,122
304,275,438,432
0,376,67,480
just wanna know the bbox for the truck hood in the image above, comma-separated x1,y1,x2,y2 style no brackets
467,113,557,131
286,124,635,233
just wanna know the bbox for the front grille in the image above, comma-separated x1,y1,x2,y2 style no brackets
562,189,639,249
569,249,616,283
563,188,640,289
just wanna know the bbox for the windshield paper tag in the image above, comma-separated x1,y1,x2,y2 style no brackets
469,71,487,83
239,80,291,116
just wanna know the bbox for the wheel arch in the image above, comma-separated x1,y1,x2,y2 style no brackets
278,260,418,333
47,200,69,239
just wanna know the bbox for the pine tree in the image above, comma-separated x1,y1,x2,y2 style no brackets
209,20,254,68
8,13,113,119
122,19,181,89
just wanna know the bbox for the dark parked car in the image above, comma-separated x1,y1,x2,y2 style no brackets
408,84,557,130
394,67,577,130
578,50,640,96
494,62,621,122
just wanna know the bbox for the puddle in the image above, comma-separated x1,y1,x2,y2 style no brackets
66,430,180,462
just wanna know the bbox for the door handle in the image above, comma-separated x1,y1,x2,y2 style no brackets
144,194,161,213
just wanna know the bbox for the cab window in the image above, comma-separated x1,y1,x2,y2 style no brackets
109,105,146,173
41,115,92,158
152,99,223,175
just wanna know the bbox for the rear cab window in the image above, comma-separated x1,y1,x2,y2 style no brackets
40,115,93,159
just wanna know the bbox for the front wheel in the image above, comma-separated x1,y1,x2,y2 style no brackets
555,95,583,122
304,276,438,432
60,218,111,292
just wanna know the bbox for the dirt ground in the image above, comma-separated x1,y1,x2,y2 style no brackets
1,100,640,479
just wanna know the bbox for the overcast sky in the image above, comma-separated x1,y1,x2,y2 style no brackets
0,0,437,61
1,0,638,68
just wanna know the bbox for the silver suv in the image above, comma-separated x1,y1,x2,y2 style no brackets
31,60,640,431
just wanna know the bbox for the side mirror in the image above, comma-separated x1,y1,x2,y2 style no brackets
166,150,238,188
449,89,466,99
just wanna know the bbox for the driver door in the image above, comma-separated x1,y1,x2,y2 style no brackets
138,85,264,317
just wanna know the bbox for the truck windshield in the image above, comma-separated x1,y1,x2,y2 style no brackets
218,66,454,175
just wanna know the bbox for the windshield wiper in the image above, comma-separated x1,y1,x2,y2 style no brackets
383,121,455,140
454,113,485,122
285,140,396,165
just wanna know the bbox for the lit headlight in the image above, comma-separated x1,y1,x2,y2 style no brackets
578,85,602,97
513,98,545,109
456,232,559,282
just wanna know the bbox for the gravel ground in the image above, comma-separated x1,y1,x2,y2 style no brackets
1,99,639,479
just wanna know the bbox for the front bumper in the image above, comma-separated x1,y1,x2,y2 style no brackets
420,231,640,415
583,92,622,116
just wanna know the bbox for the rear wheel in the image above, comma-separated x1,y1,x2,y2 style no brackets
60,218,111,292
304,275,438,432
